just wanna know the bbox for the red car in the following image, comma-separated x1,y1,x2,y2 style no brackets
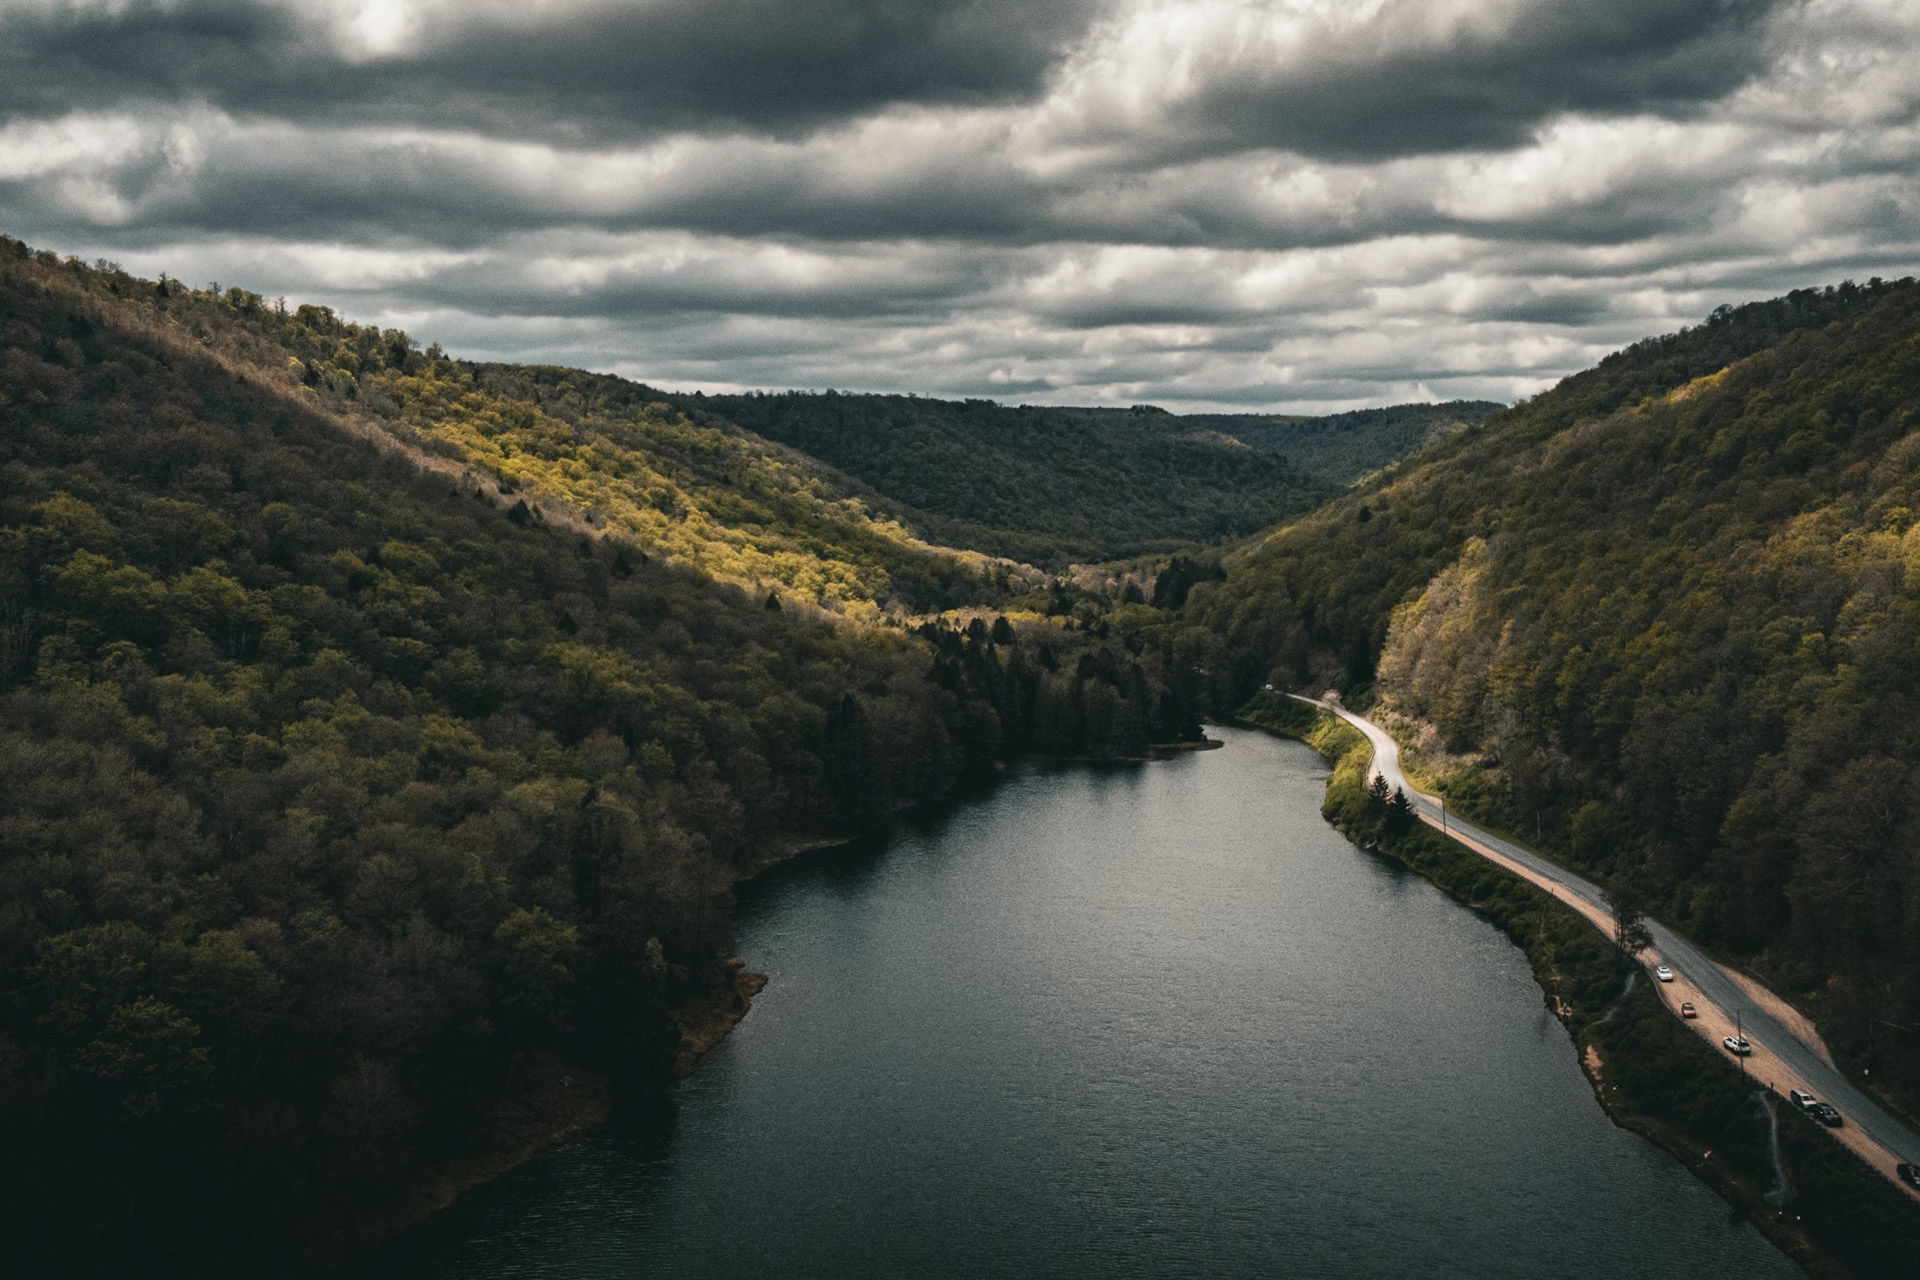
1680,1002,1697,1019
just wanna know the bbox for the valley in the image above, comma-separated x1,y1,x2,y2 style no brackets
5,238,1920,1278
8,4,1920,1277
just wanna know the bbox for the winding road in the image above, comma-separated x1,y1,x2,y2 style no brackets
1292,694,1920,1199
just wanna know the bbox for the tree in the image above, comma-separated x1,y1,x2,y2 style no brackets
1366,772,1392,808
1385,786,1415,836
70,998,213,1122
491,907,582,1036
1607,882,1654,957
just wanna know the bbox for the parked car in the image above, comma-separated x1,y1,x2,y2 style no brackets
1789,1089,1817,1112
1723,1035,1753,1056
1897,1162,1920,1190
1655,965,1675,982
1812,1102,1843,1128
1679,1001,1697,1018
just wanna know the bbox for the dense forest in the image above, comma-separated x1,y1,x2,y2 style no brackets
1187,278,1920,1112
692,391,1338,566
1179,400,1503,487
0,242,1207,1274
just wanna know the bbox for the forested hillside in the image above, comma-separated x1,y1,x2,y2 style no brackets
691,392,1491,568
0,242,1205,1274
691,392,1333,566
6,249,1018,619
1185,400,1504,487
1187,278,1920,1110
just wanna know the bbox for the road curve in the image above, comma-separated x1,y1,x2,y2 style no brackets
1290,694,1920,1198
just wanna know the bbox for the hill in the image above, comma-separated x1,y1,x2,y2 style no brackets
1185,278,1920,1111
11,253,1031,619
0,240,1205,1273
688,391,1335,566
1184,400,1505,487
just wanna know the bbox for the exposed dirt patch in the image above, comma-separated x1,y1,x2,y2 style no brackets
1724,967,1836,1068
673,958,770,1076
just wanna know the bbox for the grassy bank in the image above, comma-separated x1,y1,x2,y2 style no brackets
1246,699,1920,1280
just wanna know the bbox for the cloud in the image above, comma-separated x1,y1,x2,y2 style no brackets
2,0,1917,413
0,0,1103,139
1038,0,1793,163
409,231,999,320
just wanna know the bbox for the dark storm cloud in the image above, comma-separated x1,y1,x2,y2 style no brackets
0,107,1058,250
1469,293,1614,327
1041,300,1250,329
930,374,1060,397
1155,0,1791,162
0,110,1728,260
0,0,1102,140
409,243,994,321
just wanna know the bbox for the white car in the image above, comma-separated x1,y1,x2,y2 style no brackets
1654,965,1674,982
1724,1036,1753,1056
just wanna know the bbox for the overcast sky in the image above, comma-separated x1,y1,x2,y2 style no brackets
3,0,1917,411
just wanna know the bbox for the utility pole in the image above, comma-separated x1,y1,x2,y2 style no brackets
1866,1018,1916,1079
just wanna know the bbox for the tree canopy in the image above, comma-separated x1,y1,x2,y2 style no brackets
0,239,1204,1273
1187,275,1920,1114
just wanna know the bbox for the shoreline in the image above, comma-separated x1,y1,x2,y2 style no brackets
316,1055,616,1270
1371,708,1857,1088
672,959,772,1076
323,960,768,1272
346,737,1217,1267
1239,704,1920,1280
1334,700,1920,1195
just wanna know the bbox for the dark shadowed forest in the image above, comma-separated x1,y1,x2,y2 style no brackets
0,242,1206,1274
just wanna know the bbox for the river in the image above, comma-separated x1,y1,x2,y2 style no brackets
372,726,1799,1278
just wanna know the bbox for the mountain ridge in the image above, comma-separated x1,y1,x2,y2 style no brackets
686,391,1492,567
1188,275,1920,1114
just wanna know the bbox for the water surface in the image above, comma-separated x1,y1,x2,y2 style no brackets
375,727,1797,1278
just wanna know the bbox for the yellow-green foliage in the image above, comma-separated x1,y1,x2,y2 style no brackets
1306,711,1367,764
5,245,999,617
381,368,976,612
1234,691,1364,761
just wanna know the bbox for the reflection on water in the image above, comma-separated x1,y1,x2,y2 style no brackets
372,728,1797,1279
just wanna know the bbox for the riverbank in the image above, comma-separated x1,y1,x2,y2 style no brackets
316,955,767,1272
1373,706,1920,1142
1239,697,1920,1280
344,735,1223,1270
672,958,771,1076
310,1053,615,1270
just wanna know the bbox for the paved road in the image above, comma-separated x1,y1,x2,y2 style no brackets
1293,695,1920,1196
